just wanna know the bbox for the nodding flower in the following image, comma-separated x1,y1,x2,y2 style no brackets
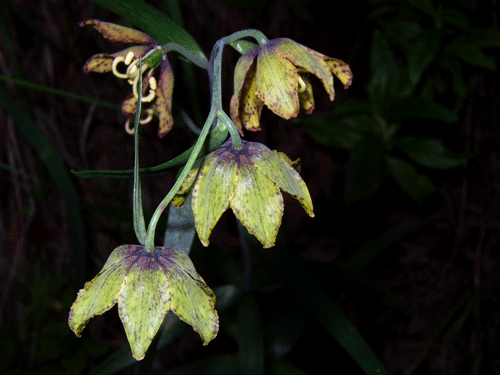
230,38,352,133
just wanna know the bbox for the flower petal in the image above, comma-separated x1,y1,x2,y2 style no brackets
273,39,335,100
68,244,132,337
83,46,150,74
118,247,171,360
192,148,238,246
161,248,219,345
324,58,353,88
249,143,314,217
230,154,284,248
231,51,258,133
255,47,300,119
239,72,265,131
156,59,174,137
81,19,155,45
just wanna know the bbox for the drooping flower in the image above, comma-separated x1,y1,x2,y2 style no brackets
230,38,353,133
177,139,314,248
69,244,218,360
81,19,174,137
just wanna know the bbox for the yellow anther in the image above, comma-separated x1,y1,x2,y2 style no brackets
127,63,138,77
139,109,154,124
297,75,307,92
112,56,129,79
132,74,156,102
125,118,135,134
149,77,157,91
124,109,154,134
124,51,134,65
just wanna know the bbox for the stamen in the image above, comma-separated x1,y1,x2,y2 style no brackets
125,118,135,134
297,75,307,93
141,89,156,102
139,109,154,124
112,56,129,79
131,74,156,102
149,77,157,91
124,51,134,65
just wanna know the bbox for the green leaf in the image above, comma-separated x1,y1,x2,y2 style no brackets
408,29,441,86
395,136,469,169
268,307,311,359
389,96,458,123
345,136,385,205
368,29,400,111
342,238,395,274
238,294,265,375
90,0,205,59
256,246,390,375
0,85,87,287
386,156,436,203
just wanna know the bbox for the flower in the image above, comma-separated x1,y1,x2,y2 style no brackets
68,244,219,360
81,19,174,137
230,38,353,133
183,139,314,248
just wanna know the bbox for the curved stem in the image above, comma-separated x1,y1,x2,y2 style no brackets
160,43,208,69
133,58,147,245
143,109,217,252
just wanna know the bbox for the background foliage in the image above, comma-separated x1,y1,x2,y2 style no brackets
1,0,499,374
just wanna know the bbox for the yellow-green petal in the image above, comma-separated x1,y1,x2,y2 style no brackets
230,155,284,248
118,249,171,360
164,249,219,345
249,144,314,217
68,244,132,337
192,149,238,246
325,58,353,88
274,39,335,100
156,59,174,137
240,72,265,131
81,19,154,45
255,47,299,119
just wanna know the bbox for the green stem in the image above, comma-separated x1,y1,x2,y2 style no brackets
159,42,208,69
133,58,147,245
143,109,218,252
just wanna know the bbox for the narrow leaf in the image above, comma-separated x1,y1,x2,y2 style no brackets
387,156,436,203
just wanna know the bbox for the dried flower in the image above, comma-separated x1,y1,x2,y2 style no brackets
81,19,174,137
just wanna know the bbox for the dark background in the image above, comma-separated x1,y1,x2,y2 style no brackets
1,0,499,374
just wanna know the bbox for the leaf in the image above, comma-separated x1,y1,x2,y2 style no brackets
389,96,458,123
238,294,265,375
408,29,441,86
90,0,205,59
368,29,400,111
386,156,436,203
342,238,395,274
0,86,87,287
163,194,196,255
345,136,385,205
256,246,390,375
395,136,469,169
268,307,311,359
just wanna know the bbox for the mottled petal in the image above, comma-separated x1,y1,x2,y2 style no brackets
249,143,314,217
81,19,155,45
118,247,171,360
163,249,219,345
68,244,132,337
156,59,174,137
240,72,265,131
324,58,353,88
192,148,238,246
231,52,258,134
297,74,315,114
172,167,200,207
122,94,138,117
231,155,284,248
255,47,300,119
273,38,335,100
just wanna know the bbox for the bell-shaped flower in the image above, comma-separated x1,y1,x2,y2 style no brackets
188,140,314,248
68,244,219,360
81,19,174,137
230,38,353,133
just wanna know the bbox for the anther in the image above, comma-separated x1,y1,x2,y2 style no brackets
124,51,134,65
297,75,307,92
112,56,129,79
149,77,157,91
139,109,154,124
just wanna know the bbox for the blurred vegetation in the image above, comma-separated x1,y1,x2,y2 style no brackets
1,0,499,374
